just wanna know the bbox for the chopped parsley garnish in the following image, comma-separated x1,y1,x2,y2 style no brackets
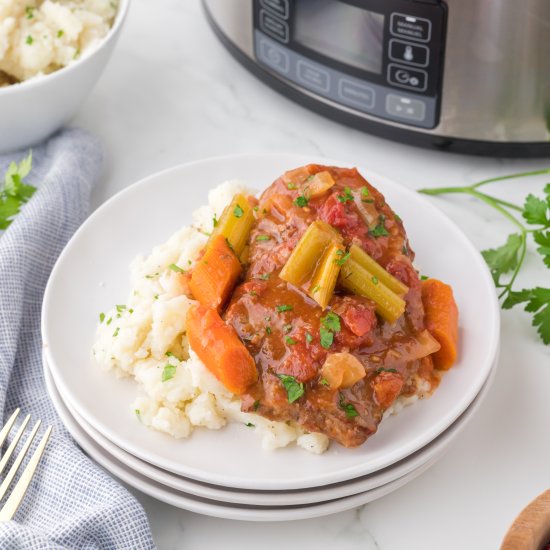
369,217,390,238
277,374,305,403
134,409,141,417
319,328,333,349
319,312,341,349
337,186,354,203
285,336,297,345
212,214,218,227
402,245,409,256
320,378,329,386
259,273,270,280
334,251,350,266
0,151,36,230
116,304,126,313
26,35,33,45
99,312,105,323
168,263,185,273
233,204,244,218
253,400,260,411
106,317,112,326
265,326,272,335
256,235,270,241
305,332,313,344
360,186,370,199
112,327,120,337
287,182,297,190
420,274,429,281
372,276,379,285
276,304,293,313
395,213,402,222
311,284,321,294
161,364,177,382
225,237,234,251
25,6,34,19
154,294,159,300
339,394,359,418
245,422,255,428
129,308,134,314
294,195,309,208
376,368,398,374
57,29,64,38
321,312,341,332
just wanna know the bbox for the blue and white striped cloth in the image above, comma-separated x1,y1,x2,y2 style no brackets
0,130,155,549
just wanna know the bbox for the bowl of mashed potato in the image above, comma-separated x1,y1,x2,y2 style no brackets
0,0,130,152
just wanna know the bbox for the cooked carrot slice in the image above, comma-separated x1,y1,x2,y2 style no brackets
421,278,459,370
186,304,258,394
189,235,241,311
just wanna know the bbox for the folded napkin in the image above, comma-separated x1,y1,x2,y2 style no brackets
0,130,155,549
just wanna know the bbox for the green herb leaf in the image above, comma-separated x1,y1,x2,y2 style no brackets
245,422,255,427
259,273,270,280
361,186,370,199
481,233,522,286
168,263,185,273
113,327,120,337
334,251,350,266
339,393,358,418
305,332,313,344
369,221,389,238
277,374,305,403
25,6,34,18
294,195,309,208
285,336,297,345
99,312,105,323
337,187,354,203
253,400,260,411
522,194,549,226
265,326,272,335
57,29,64,38
161,364,177,382
321,312,341,332
320,378,329,386
256,235,270,241
372,276,379,285
26,35,33,45
277,304,293,313
233,204,244,218
319,327,334,349
534,230,550,268
420,274,429,281
287,182,297,190
116,304,126,313
503,287,550,344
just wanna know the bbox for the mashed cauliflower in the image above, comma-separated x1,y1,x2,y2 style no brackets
92,181,330,455
0,0,117,83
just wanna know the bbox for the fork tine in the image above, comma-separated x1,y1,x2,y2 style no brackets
0,409,20,448
0,426,52,522
0,420,41,502
0,415,30,477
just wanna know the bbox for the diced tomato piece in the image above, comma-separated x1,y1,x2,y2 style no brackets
319,193,354,228
341,303,377,337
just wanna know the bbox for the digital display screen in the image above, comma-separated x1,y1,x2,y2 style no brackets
294,0,385,74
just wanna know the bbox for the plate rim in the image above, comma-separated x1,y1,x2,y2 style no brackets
42,153,501,490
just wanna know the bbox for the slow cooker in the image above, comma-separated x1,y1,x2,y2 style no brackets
203,0,550,157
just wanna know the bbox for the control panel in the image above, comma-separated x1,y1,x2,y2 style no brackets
253,0,447,129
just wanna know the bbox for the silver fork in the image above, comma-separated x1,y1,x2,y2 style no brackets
0,409,52,522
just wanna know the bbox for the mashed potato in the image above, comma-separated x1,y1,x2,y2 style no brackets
93,181,330,455
0,0,117,83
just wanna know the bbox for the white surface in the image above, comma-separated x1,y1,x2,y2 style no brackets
57,0,550,547
42,154,499,490
0,0,130,153
42,352,498,507
44,359,496,521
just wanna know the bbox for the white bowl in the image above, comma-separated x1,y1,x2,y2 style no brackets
0,0,130,153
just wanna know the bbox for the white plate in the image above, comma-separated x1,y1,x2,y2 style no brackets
46,362,451,522
45,354,497,507
42,154,500,490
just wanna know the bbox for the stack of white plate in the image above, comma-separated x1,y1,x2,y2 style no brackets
41,155,500,522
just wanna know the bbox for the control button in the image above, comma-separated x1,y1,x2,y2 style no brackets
296,60,330,93
386,94,426,122
390,13,432,42
258,38,290,74
338,79,375,110
260,10,289,43
260,0,289,19
387,64,428,92
389,39,429,67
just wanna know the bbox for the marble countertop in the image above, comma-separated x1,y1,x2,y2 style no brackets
73,0,550,548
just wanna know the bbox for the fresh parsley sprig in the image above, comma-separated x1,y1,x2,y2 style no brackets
0,152,36,230
419,168,550,344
